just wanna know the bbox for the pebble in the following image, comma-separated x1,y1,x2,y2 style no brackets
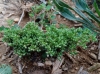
38,63,44,67
45,61,52,66
14,18,20,23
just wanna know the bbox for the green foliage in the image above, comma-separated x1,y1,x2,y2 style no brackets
0,26,8,32
3,22,42,56
3,22,97,58
0,19,13,32
53,0,100,33
39,25,97,57
0,64,12,74
95,0,100,8
7,19,14,27
29,3,57,26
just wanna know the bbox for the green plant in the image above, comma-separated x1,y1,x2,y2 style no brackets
3,22,43,57
0,19,13,32
3,22,97,58
53,0,100,33
7,19,14,27
39,25,97,56
29,2,57,26
0,64,12,74
0,26,8,32
95,0,100,8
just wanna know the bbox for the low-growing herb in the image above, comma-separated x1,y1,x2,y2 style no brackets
3,22,97,58
29,2,57,26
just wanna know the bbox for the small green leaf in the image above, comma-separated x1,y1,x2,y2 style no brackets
46,5,52,11
0,26,8,31
7,19,14,27
29,12,34,17
93,0,100,17
0,64,12,74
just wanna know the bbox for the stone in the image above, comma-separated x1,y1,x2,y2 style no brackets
45,61,52,66
38,63,44,67
14,18,20,22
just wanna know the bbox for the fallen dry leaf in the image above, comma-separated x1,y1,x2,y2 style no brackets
51,57,64,74
88,63,100,72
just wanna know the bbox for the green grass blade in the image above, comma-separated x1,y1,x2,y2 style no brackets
53,0,100,33
93,0,100,17
53,0,77,21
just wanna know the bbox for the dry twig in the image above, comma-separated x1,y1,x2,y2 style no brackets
98,41,100,61
18,9,25,25
64,52,76,63
18,58,23,74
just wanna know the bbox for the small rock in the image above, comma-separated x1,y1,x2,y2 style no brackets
38,63,44,67
1,55,6,60
14,18,20,22
45,61,52,66
90,53,97,60
75,67,78,70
